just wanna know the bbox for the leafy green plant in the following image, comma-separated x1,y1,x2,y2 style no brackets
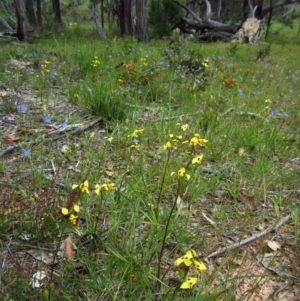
149,0,183,37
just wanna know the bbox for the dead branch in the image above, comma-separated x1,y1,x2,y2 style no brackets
206,214,292,259
173,0,300,43
0,117,102,157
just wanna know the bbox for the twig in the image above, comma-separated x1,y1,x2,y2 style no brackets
0,117,102,157
206,214,292,259
124,102,157,111
263,283,291,301
238,111,263,118
17,244,57,252
220,107,234,116
50,159,56,176
220,107,263,118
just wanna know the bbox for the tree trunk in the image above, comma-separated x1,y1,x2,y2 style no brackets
14,0,28,42
0,16,14,32
52,0,62,32
243,0,249,21
25,0,37,26
100,0,104,28
217,0,222,19
36,0,42,26
265,0,272,39
136,0,148,42
119,0,134,35
92,2,106,39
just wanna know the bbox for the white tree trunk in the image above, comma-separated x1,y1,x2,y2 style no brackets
92,4,106,39
217,0,222,18
0,16,13,32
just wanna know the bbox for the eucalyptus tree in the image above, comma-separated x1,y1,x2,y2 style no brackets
91,0,107,39
14,0,27,42
25,0,37,26
136,0,148,41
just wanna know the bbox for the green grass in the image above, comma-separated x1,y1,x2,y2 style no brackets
0,21,300,300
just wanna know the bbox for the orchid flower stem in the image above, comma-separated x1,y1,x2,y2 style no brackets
156,151,170,219
157,180,181,282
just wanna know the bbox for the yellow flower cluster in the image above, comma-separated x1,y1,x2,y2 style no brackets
91,56,100,67
183,133,208,148
72,180,90,195
192,154,203,165
176,123,189,132
128,128,144,151
128,128,144,138
41,60,50,75
202,59,209,69
95,183,115,194
163,123,208,182
163,134,183,150
106,136,113,143
61,204,80,225
264,98,272,112
164,124,208,161
72,180,115,195
171,167,190,181
175,249,207,289
140,55,148,66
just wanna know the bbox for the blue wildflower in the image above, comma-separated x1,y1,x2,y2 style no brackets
138,89,143,94
60,121,67,128
51,70,58,77
270,108,276,115
21,149,30,157
79,78,84,82
238,89,244,96
17,104,27,112
42,116,51,124
87,86,92,92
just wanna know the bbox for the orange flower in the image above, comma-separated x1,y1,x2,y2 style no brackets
122,63,134,70
141,73,149,81
157,71,162,77
130,70,136,79
224,77,234,85
224,77,238,86
118,78,124,85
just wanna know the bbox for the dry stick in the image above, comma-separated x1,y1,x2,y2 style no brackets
206,214,292,259
0,117,102,157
